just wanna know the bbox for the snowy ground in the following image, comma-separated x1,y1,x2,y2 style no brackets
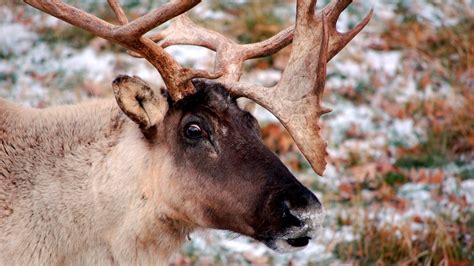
1,1,472,265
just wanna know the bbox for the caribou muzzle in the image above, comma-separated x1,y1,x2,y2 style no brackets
265,183,325,252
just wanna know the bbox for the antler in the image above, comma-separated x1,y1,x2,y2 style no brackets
148,0,371,175
24,0,221,100
230,0,372,175
228,0,371,175
26,0,371,175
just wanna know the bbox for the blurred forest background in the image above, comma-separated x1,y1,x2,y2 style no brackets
1,0,473,265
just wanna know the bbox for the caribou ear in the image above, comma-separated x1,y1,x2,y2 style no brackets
112,75,168,130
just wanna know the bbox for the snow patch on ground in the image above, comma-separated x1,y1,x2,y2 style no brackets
0,24,37,57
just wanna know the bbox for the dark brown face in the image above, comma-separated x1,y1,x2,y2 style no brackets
161,80,325,252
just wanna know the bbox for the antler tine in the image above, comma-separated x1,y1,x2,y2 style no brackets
239,26,294,60
315,14,329,100
107,0,128,25
324,0,373,60
327,8,373,60
150,14,229,51
24,0,222,100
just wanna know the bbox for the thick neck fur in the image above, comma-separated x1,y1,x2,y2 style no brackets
0,98,190,265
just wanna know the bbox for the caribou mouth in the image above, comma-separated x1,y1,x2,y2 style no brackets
286,236,311,247
266,206,325,253
268,235,312,253
266,225,317,252
275,226,313,251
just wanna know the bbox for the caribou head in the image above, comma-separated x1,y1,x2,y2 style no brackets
24,0,371,253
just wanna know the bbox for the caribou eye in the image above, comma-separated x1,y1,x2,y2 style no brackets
184,123,204,139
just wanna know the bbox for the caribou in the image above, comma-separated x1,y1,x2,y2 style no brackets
0,0,371,264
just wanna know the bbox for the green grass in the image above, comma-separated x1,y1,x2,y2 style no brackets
395,154,449,169
383,172,407,187
459,168,474,180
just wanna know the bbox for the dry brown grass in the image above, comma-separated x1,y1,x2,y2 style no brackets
334,215,472,265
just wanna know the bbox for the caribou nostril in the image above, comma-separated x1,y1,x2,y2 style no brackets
282,201,303,227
